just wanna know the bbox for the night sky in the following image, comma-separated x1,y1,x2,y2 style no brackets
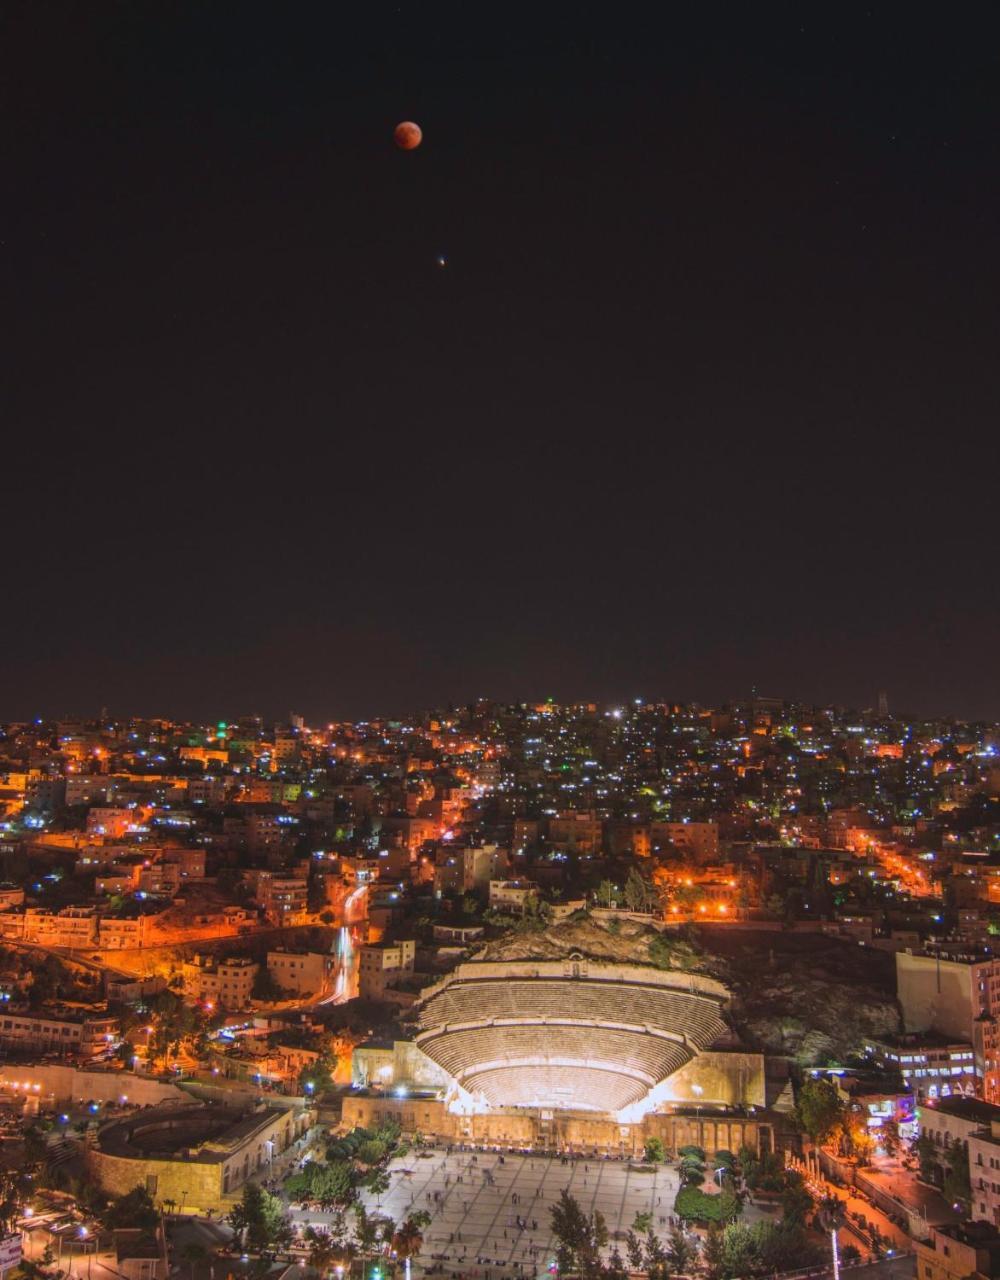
5,4,1000,722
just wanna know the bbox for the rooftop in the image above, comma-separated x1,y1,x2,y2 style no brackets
868,1031,973,1050
933,1220,1000,1248
96,1103,286,1163
920,1096,1000,1125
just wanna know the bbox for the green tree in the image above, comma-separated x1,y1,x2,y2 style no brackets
102,1186,158,1232
757,1222,823,1274
644,1229,667,1276
879,1119,900,1158
353,1204,378,1257
915,1133,938,1182
606,1246,628,1280
718,1187,742,1223
300,1056,336,1096
17,1244,65,1280
227,1183,291,1256
632,1212,653,1235
700,1225,725,1280
720,1222,756,1278
303,1227,338,1275
596,880,620,908
674,1187,721,1222
285,1159,356,1208
623,867,655,913
665,1224,698,1278
795,1078,844,1144
0,1166,32,1235
943,1141,971,1210
356,1138,388,1166
550,1189,608,1280
363,1168,390,1207
644,1136,667,1163
780,1172,814,1227
392,1211,431,1262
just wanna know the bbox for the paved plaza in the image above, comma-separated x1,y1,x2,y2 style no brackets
357,1149,682,1278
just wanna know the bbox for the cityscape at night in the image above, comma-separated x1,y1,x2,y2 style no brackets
6,4,1000,1280
0,701,994,1279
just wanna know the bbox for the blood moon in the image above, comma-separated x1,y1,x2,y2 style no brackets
393,121,422,151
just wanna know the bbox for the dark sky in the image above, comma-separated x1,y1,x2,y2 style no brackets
4,3,1000,723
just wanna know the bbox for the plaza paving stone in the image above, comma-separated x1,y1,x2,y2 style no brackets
357,1148,682,1278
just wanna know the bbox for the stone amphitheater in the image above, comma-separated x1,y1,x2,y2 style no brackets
346,956,772,1155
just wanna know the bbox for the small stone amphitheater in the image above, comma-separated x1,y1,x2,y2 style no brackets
415,956,731,1113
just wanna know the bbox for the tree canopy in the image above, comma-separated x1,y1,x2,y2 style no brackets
795,1077,845,1144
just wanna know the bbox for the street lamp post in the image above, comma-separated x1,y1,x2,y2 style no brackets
691,1084,703,1144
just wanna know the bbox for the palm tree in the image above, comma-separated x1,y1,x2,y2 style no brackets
392,1214,428,1264
353,1203,378,1260
379,1217,397,1257
304,1227,339,1276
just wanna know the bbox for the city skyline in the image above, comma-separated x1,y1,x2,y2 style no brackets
8,7,1000,1267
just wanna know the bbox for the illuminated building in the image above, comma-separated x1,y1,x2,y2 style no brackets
0,1008,118,1058
181,954,257,1010
266,949,335,997
914,1222,1000,1280
357,939,416,1000
86,1101,314,1212
344,958,768,1155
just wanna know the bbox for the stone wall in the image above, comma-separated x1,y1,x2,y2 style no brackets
352,1041,452,1090
87,1104,312,1214
85,1146,226,1212
420,960,729,1003
340,1093,772,1157
0,1065,188,1108
658,1050,766,1108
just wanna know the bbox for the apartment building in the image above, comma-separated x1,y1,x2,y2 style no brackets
267,950,334,998
0,1009,119,1059
254,873,309,925
182,954,258,1010
357,940,416,1000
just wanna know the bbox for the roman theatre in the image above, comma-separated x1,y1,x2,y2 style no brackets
345,957,771,1155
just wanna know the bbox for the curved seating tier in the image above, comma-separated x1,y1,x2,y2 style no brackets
419,977,726,1050
417,1022,692,1096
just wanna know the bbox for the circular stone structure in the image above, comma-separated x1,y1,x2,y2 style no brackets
415,959,730,1115
86,1100,313,1212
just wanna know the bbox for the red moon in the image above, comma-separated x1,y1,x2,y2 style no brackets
394,121,422,150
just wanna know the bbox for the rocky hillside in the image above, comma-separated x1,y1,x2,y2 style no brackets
474,915,901,1065
476,914,708,970
697,927,901,1065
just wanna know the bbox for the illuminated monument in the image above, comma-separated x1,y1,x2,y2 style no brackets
346,954,771,1155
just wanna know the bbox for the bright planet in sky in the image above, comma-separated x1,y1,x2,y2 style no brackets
393,120,422,150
